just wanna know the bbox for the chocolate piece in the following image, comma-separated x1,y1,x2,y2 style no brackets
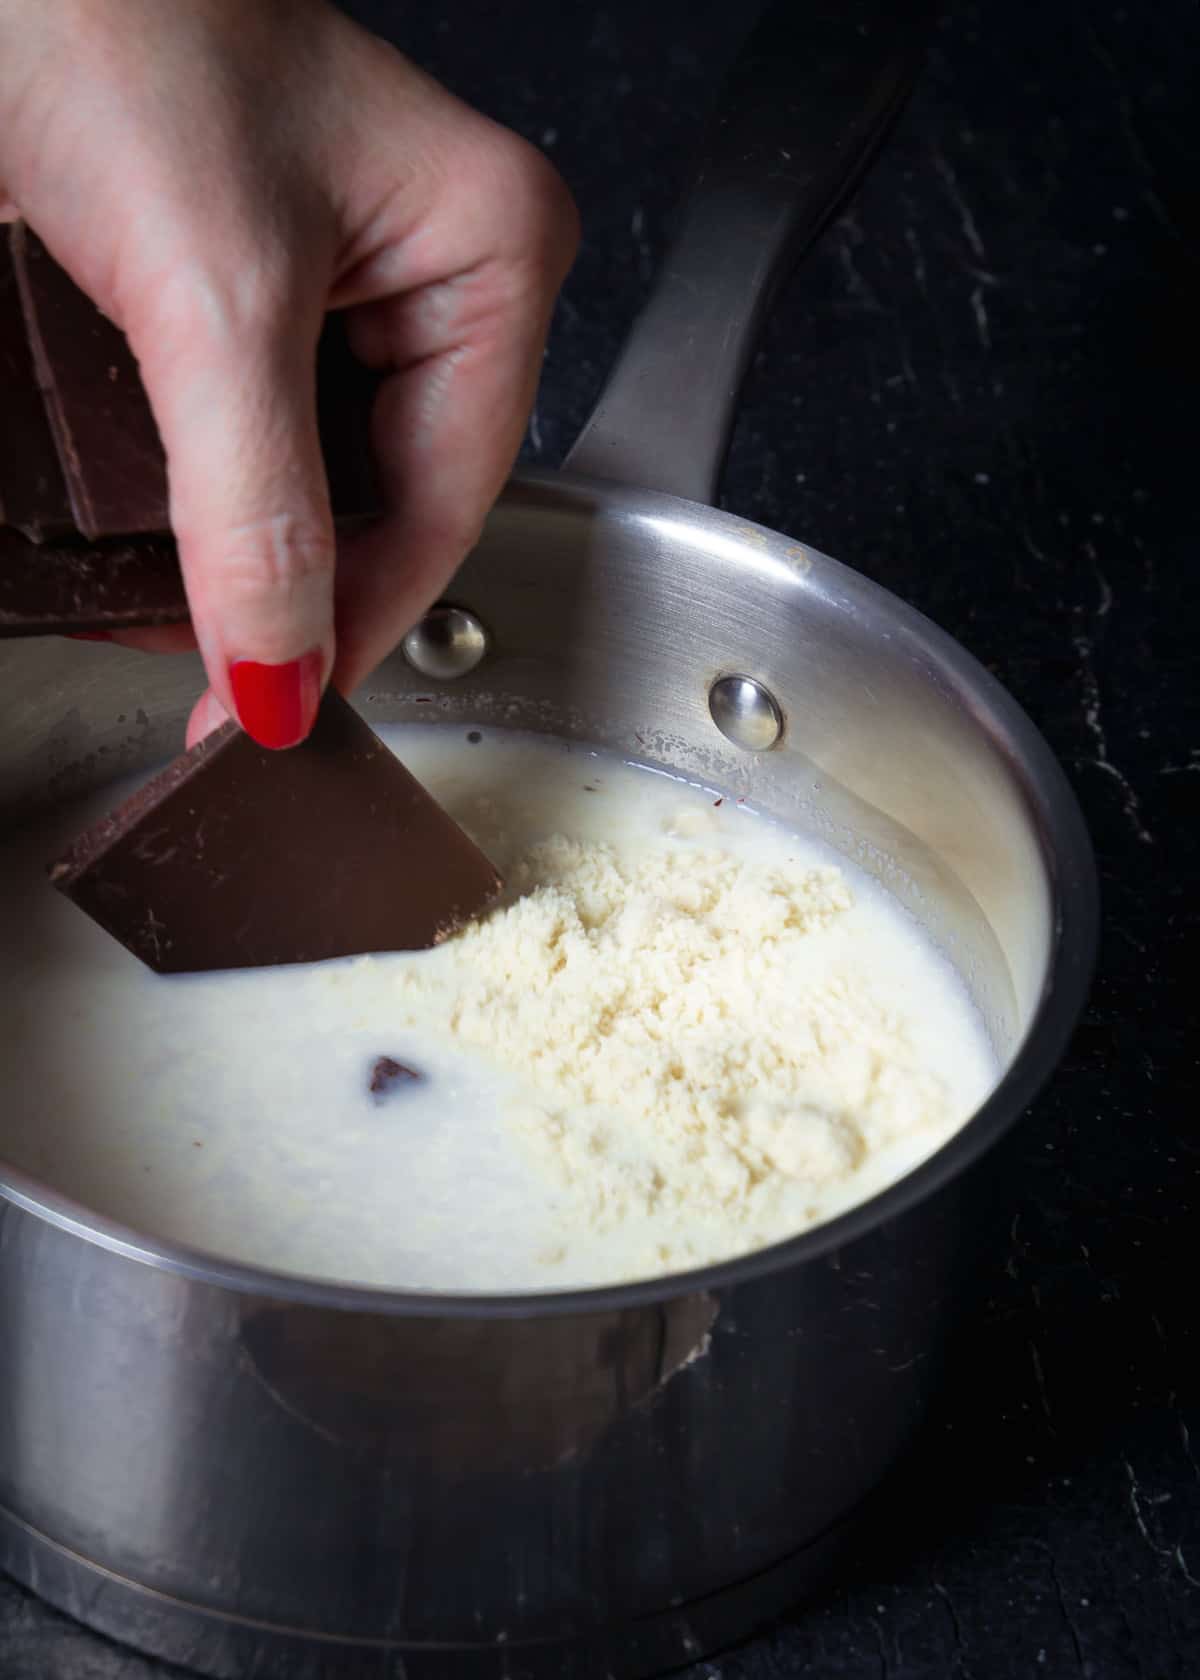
0,525,187,635
50,690,502,974
0,239,73,539
11,224,170,539
369,1056,422,1100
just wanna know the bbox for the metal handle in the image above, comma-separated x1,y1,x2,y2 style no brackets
564,0,937,505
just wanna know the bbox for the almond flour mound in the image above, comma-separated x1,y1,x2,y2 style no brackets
396,829,956,1262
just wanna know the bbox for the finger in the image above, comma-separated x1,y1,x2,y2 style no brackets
331,295,538,689
108,623,199,655
59,624,197,653
127,262,336,750
332,161,577,692
186,687,231,749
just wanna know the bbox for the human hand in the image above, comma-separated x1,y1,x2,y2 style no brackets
0,0,577,747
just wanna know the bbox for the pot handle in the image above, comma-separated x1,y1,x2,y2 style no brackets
563,0,937,505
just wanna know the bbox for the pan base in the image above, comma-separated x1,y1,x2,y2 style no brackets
0,1496,868,1680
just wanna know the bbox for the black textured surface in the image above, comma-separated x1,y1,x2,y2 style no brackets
2,0,1195,1675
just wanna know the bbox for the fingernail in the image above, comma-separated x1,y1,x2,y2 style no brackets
228,651,323,750
66,631,114,643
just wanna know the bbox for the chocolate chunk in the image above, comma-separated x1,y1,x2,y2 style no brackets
369,1056,422,1100
0,238,73,540
0,525,187,635
11,224,169,539
50,690,502,974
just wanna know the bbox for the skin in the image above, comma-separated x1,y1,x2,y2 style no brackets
0,0,578,745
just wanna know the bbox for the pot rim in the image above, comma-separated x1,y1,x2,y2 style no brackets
0,475,1099,1319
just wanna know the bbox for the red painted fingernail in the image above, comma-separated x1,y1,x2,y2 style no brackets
228,651,323,750
66,631,114,643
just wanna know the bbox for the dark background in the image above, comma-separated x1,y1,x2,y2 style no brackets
2,0,1195,1675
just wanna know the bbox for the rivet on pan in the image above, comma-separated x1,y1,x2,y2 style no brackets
402,606,488,680
708,674,783,752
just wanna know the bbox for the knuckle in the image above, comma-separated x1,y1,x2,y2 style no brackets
204,513,336,604
488,136,580,278
128,240,299,366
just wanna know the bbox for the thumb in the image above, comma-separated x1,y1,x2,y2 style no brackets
130,276,335,750
185,687,232,751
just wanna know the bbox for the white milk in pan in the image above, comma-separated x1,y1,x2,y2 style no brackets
0,724,997,1291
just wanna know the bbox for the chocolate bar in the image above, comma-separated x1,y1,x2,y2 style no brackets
11,223,170,538
50,690,503,974
0,526,187,634
0,237,74,540
1,222,382,633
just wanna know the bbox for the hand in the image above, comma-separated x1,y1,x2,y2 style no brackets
0,0,577,747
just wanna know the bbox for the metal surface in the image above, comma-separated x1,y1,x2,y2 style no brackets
708,673,784,752
0,1,1097,1675
0,1496,866,1680
401,604,489,680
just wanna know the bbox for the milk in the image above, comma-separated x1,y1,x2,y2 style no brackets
0,725,996,1291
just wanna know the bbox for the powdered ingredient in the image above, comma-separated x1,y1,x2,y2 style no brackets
393,815,987,1273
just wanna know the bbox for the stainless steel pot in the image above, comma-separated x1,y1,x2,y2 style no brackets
0,4,1096,1676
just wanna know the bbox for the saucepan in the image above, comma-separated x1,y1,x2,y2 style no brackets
0,2,1096,1675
